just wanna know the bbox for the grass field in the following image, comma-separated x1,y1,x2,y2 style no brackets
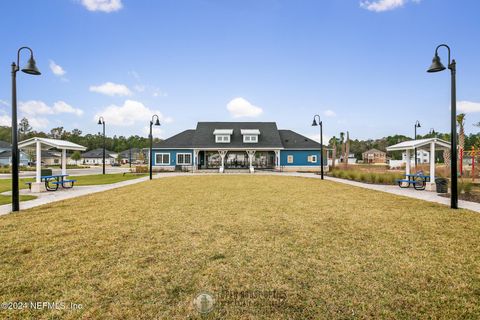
0,175,479,319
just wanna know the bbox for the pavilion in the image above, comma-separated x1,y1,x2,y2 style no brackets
18,137,87,192
386,138,451,191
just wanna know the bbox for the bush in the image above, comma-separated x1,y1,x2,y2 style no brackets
135,166,148,173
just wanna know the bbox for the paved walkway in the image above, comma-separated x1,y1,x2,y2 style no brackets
1,171,478,216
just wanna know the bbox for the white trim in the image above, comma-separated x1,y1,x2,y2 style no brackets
215,135,231,143
213,129,234,135
241,129,260,135
310,155,317,163
176,153,192,165
243,134,258,143
287,155,294,164
155,153,170,165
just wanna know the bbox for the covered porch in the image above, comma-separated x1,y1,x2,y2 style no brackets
193,149,281,173
18,137,87,192
386,138,451,191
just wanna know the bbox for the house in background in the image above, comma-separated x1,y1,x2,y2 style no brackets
362,148,387,164
0,140,30,166
119,148,145,164
150,122,328,173
402,150,430,164
339,153,357,165
81,148,118,165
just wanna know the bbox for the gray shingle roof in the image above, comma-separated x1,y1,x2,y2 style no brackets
82,148,116,158
192,122,283,148
278,130,321,149
152,130,196,148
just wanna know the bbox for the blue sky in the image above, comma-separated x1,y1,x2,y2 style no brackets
0,0,479,141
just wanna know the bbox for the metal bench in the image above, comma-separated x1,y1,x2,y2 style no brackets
51,179,77,189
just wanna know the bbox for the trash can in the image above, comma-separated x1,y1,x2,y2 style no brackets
435,178,448,193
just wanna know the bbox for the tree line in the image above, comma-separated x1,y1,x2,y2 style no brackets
0,117,162,152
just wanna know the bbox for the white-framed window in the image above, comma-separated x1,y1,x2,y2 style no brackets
243,135,258,143
308,155,317,163
177,153,192,165
215,135,230,143
287,155,294,164
155,153,170,165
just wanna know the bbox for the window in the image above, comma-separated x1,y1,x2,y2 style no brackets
287,155,294,164
177,153,192,165
309,155,317,163
216,135,230,143
243,135,258,143
155,153,170,165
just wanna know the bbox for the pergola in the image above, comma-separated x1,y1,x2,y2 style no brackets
386,138,451,190
18,137,86,192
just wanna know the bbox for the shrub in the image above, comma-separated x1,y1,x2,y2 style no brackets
135,166,148,173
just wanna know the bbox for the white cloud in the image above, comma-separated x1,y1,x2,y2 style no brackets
19,100,83,118
49,60,66,76
226,97,263,118
324,110,336,117
80,0,123,12
307,134,331,144
458,101,480,113
134,85,145,93
28,117,50,129
360,0,418,12
142,126,163,137
53,101,84,116
94,99,172,126
89,82,132,96
0,115,11,126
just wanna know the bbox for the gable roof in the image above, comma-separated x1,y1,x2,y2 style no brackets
386,138,450,151
278,130,321,149
153,130,196,148
363,148,386,155
81,148,117,158
192,122,283,149
18,137,86,151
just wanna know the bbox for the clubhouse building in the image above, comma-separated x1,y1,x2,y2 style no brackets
151,122,327,173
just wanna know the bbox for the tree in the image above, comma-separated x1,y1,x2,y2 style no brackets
71,151,81,165
345,131,350,168
18,117,32,140
49,127,64,139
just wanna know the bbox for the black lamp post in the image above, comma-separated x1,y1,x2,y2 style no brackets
97,117,106,175
149,115,161,180
414,120,421,167
427,43,457,209
11,47,41,212
311,115,324,180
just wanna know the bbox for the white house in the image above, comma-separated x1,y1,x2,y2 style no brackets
81,148,118,165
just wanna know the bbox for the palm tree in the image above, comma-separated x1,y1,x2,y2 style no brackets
329,136,338,168
345,131,350,168
457,113,466,176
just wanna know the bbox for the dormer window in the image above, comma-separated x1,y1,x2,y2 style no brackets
216,135,230,143
241,129,260,143
213,129,233,144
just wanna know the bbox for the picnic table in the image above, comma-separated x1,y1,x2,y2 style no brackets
26,174,77,191
396,173,430,190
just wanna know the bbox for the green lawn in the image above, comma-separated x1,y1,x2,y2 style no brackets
0,173,146,205
0,175,479,319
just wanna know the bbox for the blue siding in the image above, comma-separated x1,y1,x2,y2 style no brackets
280,150,326,166
152,149,193,166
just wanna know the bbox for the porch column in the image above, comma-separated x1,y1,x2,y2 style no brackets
246,150,256,173
275,150,280,171
193,150,199,172
405,149,411,176
31,140,45,193
36,140,41,183
61,149,67,175
428,142,436,191
218,150,227,173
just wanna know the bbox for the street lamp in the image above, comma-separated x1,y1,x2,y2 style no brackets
427,43,457,209
414,120,421,167
97,117,106,175
311,115,324,180
11,47,41,212
149,115,161,180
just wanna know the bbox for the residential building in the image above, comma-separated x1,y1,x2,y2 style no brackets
150,122,328,172
119,148,145,164
0,141,30,166
362,148,387,164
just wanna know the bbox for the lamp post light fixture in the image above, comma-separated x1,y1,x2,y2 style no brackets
311,115,324,180
427,43,458,209
414,120,421,167
97,117,106,175
149,115,161,180
11,47,41,212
